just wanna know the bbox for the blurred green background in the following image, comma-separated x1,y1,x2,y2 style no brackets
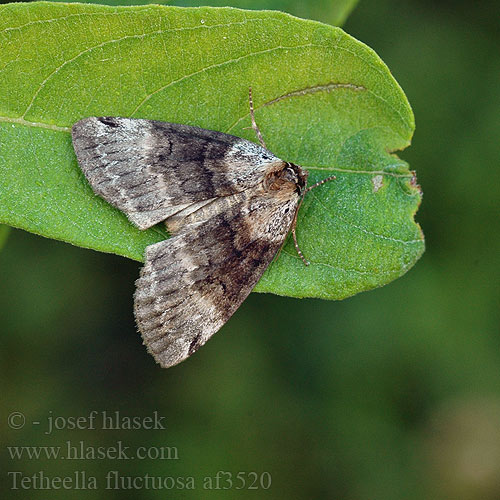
1,0,499,499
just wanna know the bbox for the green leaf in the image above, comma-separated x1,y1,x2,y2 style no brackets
0,2,424,300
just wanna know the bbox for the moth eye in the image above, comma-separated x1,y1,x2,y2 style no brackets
283,167,298,184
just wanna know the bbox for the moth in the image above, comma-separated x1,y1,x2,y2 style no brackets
72,90,334,368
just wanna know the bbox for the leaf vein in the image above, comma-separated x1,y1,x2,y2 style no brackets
308,190,422,245
281,249,412,277
129,43,319,117
19,17,277,119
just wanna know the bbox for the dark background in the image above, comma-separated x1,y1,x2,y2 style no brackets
1,0,499,498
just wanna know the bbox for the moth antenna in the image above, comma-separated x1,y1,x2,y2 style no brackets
290,196,310,266
305,174,337,193
248,87,267,149
291,175,337,266
292,226,310,266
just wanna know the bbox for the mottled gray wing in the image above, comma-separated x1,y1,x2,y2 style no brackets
72,117,281,229
134,186,299,368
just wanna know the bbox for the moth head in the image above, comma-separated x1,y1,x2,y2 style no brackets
264,162,308,195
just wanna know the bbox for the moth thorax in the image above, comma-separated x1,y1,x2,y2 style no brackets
264,162,308,194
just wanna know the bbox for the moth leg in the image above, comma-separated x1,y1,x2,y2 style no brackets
248,87,267,149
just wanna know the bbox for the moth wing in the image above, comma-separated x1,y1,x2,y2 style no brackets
72,117,281,229
134,187,299,368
